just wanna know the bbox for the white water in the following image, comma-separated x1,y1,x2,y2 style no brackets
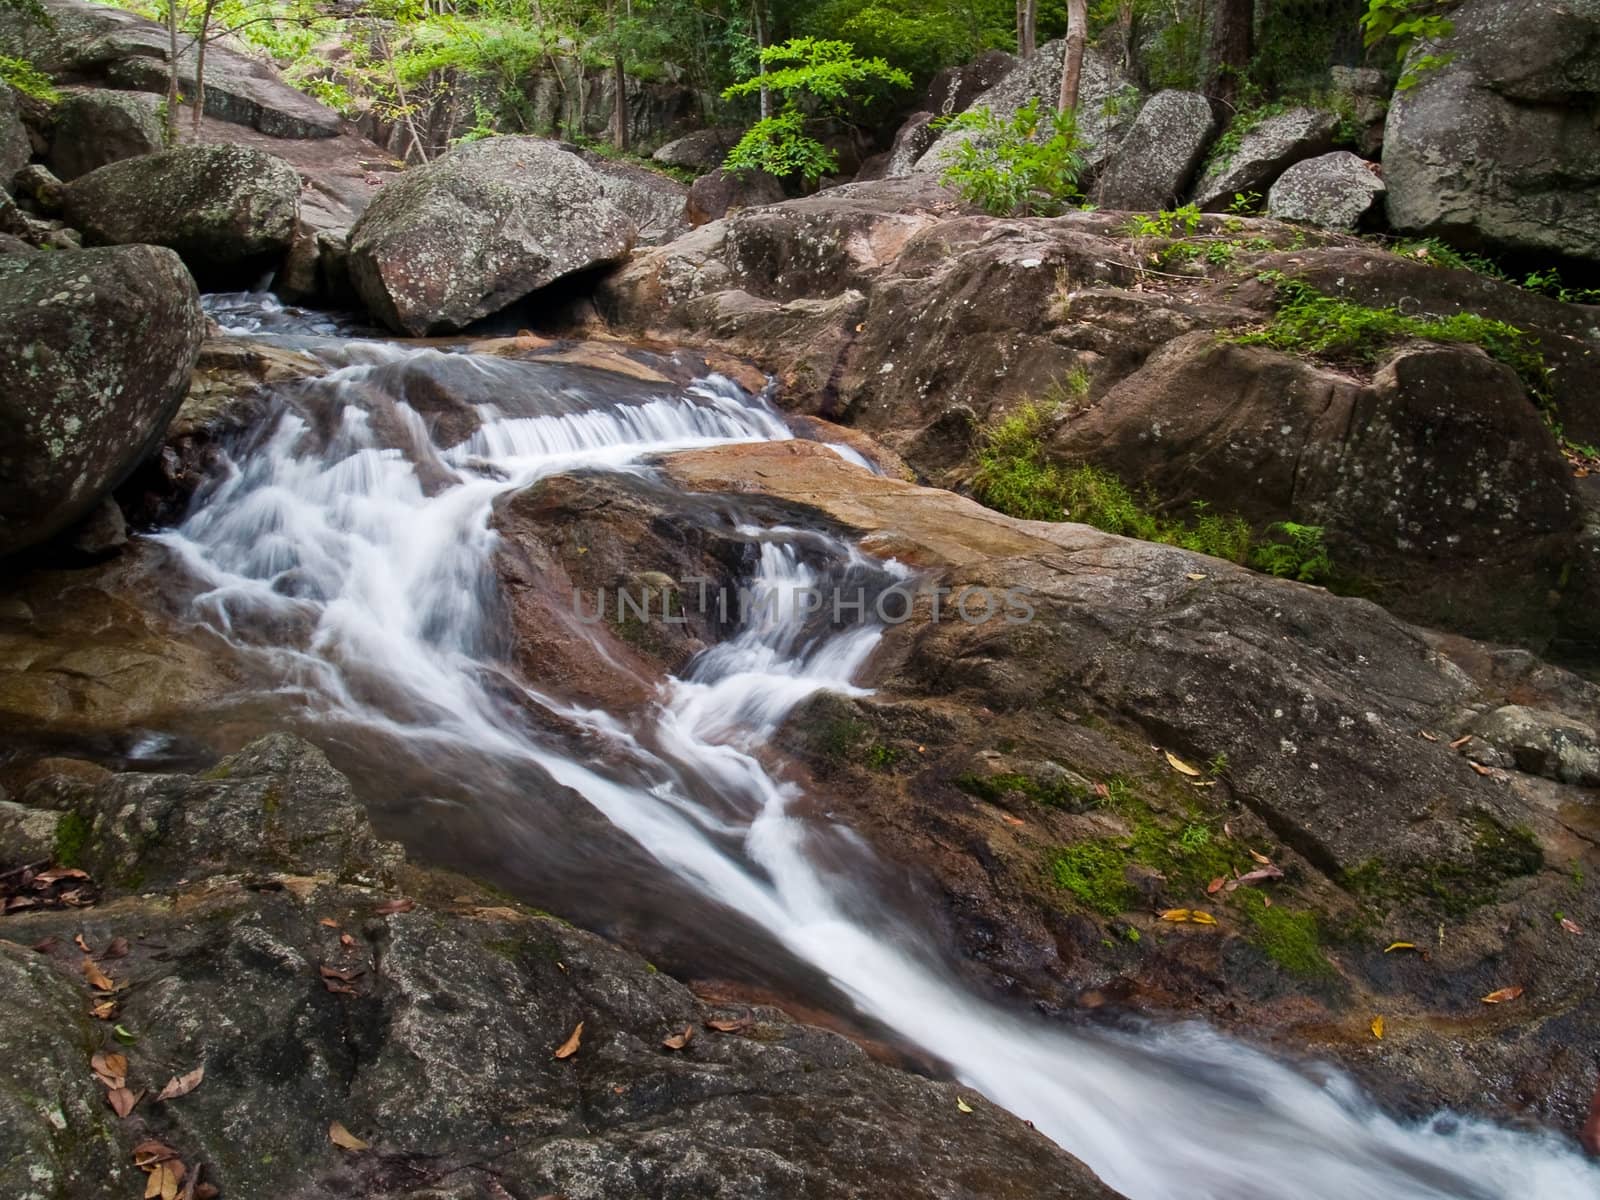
161,316,1600,1200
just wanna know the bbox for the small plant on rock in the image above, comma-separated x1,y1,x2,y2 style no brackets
934,98,1088,217
1250,522,1333,583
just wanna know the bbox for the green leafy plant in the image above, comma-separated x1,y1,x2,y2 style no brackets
1250,522,1333,583
1362,0,1456,90
722,37,910,185
0,52,57,101
1227,190,1262,215
1522,267,1600,306
934,97,1087,217
1122,203,1203,238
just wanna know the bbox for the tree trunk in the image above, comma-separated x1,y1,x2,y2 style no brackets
1059,0,1088,112
1206,0,1254,107
1016,0,1037,58
192,0,217,133
752,0,770,119
164,0,179,143
611,55,628,150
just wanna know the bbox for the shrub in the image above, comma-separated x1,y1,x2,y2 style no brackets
0,52,57,101
1250,522,1333,583
934,98,1087,217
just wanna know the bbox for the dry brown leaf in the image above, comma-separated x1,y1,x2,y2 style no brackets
1560,917,1583,935
1467,761,1493,777
1370,1015,1385,1040
1000,814,1026,826
340,933,357,948
705,1016,752,1034
319,964,363,982
92,1050,128,1088
132,1139,179,1169
1481,986,1524,1004
90,999,117,1020
1449,734,1472,750
145,1160,185,1200
322,978,357,996
319,917,339,928
101,936,130,960
554,1021,584,1059
1234,865,1285,886
1248,849,1272,865
1164,751,1201,777
156,1066,204,1102
329,1120,370,1151
1206,877,1226,895
1261,896,1273,908
31,935,59,953
1418,730,1439,742
74,933,92,954
107,1086,143,1118
81,956,116,992
661,1026,693,1051
372,897,415,916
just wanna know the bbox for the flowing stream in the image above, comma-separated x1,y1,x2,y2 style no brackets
152,295,1600,1200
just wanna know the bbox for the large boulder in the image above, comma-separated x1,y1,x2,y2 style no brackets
0,245,204,557
651,127,740,173
582,152,689,245
348,136,636,336
47,88,164,181
685,166,786,226
60,143,301,287
923,48,1017,117
1383,0,1600,265
1191,106,1339,210
858,111,939,182
915,41,1138,176
1267,150,1386,230
0,82,28,189
1096,90,1215,210
0,0,342,139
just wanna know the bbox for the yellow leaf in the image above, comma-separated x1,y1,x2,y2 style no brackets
1164,751,1201,777
1184,572,1207,581
1384,941,1417,953
1159,908,1192,922
1481,986,1524,1005
1188,911,1218,926
554,1020,585,1059
1370,1016,1385,1040
1248,849,1272,865
328,1120,370,1151
955,1097,973,1113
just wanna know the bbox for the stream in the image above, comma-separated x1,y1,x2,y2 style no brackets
141,294,1600,1200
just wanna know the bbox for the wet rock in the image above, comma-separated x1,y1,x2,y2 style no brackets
685,166,785,226
1191,107,1339,210
0,82,27,189
1267,150,1385,230
0,746,1118,1200
652,127,740,173
47,88,163,181
1471,705,1600,787
1383,0,1600,265
1096,90,1215,211
60,143,302,288
348,136,636,336
0,245,203,557
66,495,128,556
0,0,343,139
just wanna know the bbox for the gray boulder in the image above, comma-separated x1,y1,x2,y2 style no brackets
61,143,301,286
0,0,342,139
685,165,786,226
1471,705,1600,787
651,127,740,173
1191,106,1338,210
583,152,690,245
47,88,163,181
0,189,78,248
1329,65,1389,156
0,245,204,557
916,41,1139,176
1383,0,1600,265
1267,150,1386,230
1096,90,1215,210
923,48,1017,117
349,136,637,336
0,82,27,190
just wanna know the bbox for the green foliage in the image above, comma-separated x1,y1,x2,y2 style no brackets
722,37,909,183
934,98,1087,217
1122,204,1203,239
53,811,91,868
1227,190,1263,216
1238,278,1548,400
1236,889,1332,976
971,401,1254,564
801,0,1012,82
1345,817,1543,916
1362,0,1456,90
1203,102,1288,175
1522,268,1600,307
1052,839,1135,915
864,743,902,770
1250,0,1368,96
0,52,57,101
1250,522,1333,584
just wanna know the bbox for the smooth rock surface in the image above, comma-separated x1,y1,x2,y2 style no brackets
47,88,163,180
1192,106,1339,210
1267,150,1385,230
1097,90,1216,210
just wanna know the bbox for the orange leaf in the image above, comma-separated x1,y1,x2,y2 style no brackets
1248,849,1272,865
372,897,415,916
155,1066,204,1102
1164,751,1201,777
1449,734,1472,749
1158,909,1192,922
74,933,93,954
329,1120,370,1151
1370,1015,1385,1040
81,956,116,992
90,999,117,1020
661,1026,693,1051
1468,761,1493,777
706,1016,752,1034
319,918,339,928
1206,877,1226,895
554,1020,584,1059
1481,986,1524,1004
107,1086,143,1118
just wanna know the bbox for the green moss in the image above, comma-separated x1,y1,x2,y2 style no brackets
1343,816,1544,915
864,743,901,771
1051,839,1135,915
812,714,867,762
956,771,1088,809
52,811,90,868
1237,888,1332,977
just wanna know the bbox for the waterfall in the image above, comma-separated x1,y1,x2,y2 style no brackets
157,298,1600,1200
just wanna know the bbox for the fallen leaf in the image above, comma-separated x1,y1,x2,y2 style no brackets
81,956,116,992
1164,751,1201,777
1468,761,1493,777
1481,986,1524,1004
1370,1016,1385,1040
706,1016,752,1034
328,1120,370,1151
955,1097,973,1113
1234,865,1285,886
372,897,415,916
74,933,93,954
1206,877,1226,895
90,999,117,1020
156,1066,204,1101
131,1139,179,1168
145,1160,183,1200
31,936,59,953
554,1020,584,1059
1418,730,1440,742
319,918,339,928
322,978,357,996
1560,917,1583,935
1384,941,1419,954
107,1086,143,1117
1248,849,1273,865
1188,910,1218,926
1261,896,1273,908
661,1026,693,1051
35,867,90,883
114,1024,137,1045
1185,572,1207,581
1000,814,1026,826
319,964,363,982
1449,734,1472,750
101,936,130,959
1159,908,1193,922
91,1050,128,1088
340,933,357,948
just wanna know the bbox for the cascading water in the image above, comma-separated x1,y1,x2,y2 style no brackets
156,298,1600,1200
